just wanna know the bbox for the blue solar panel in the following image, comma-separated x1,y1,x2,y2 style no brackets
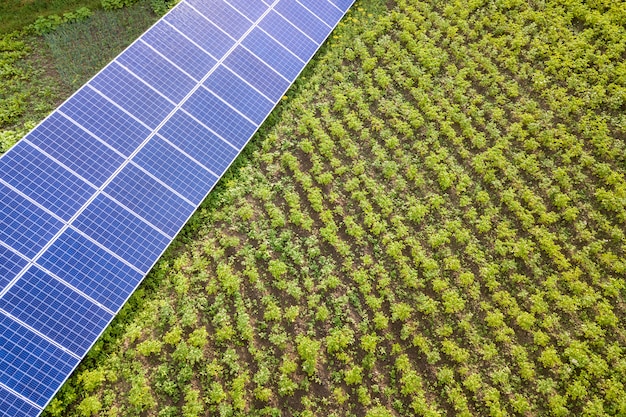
0,267,113,356
157,110,238,173
37,228,143,312
273,0,332,44
0,141,94,221
224,46,290,101
258,10,319,61
117,41,197,102
89,63,175,128
142,21,217,81
104,164,195,236
204,65,274,125
0,314,78,408
73,194,171,272
0,246,28,292
59,87,151,157
227,0,269,21
185,0,252,39
164,3,235,59
26,112,125,188
183,87,258,149
242,28,304,81
0,184,64,259
133,136,217,205
297,0,343,26
0,388,42,417
0,1,355,414
330,0,354,13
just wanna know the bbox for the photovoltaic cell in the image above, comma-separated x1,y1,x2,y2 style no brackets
0,246,28,292
204,65,274,125
242,27,304,81
258,10,319,61
37,228,143,312
0,388,41,417
133,136,217,205
26,112,125,188
142,20,217,81
185,0,252,39
330,0,354,12
59,87,151,157
117,41,196,102
183,87,258,149
274,0,332,44
157,110,238,173
89,63,175,129
0,267,113,356
226,0,269,21
0,314,78,408
223,46,290,101
296,0,343,26
0,0,355,414
104,164,195,236
164,3,235,59
0,141,94,221
73,194,171,272
0,184,64,259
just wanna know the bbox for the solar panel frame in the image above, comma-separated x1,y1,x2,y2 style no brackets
0,1,356,415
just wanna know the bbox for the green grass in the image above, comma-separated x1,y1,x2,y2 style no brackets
43,1,158,89
0,0,102,34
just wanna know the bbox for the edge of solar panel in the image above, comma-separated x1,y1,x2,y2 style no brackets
0,0,356,415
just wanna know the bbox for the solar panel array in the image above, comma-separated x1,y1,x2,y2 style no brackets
0,0,354,415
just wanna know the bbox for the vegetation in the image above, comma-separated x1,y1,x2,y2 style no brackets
1,0,625,416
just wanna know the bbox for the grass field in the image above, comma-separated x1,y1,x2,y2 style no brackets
2,0,626,416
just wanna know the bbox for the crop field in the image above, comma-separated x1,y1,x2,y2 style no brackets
2,0,626,416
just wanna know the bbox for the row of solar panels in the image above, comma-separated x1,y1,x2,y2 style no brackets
0,0,354,415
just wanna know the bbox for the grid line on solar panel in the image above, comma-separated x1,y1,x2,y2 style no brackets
132,136,218,205
294,0,333,28
156,111,238,172
0,310,79,359
225,0,269,21
89,63,175,128
128,161,196,206
58,89,151,157
0,313,79,406
0,245,29,295
0,141,96,222
182,88,258,150
33,266,115,314
25,112,126,188
0,267,113,356
110,61,178,107
329,0,355,12
0,385,42,417
103,164,195,237
223,46,290,101
155,134,220,177
137,38,200,82
240,28,305,81
73,194,172,272
141,20,217,81
164,3,236,58
199,84,260,127
23,140,100,189
0,183,65,260
254,25,306,64
273,0,331,44
185,0,253,40
37,228,143,313
203,65,274,125
296,0,343,27
258,10,319,61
